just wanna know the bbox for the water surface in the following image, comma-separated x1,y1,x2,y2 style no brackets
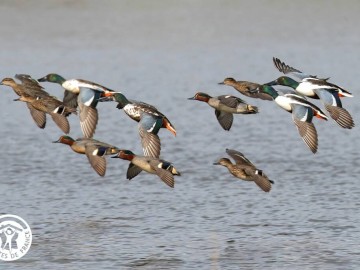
0,1,359,269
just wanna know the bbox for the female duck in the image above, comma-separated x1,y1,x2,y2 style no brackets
112,150,180,188
1,75,75,132
188,92,258,130
16,94,76,133
1,74,49,98
214,149,274,192
53,135,120,176
219,78,273,100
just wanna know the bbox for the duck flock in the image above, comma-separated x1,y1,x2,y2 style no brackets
1,57,354,192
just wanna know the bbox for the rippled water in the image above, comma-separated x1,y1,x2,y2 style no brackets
1,1,360,269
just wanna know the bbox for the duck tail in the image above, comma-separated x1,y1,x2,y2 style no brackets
53,105,77,116
314,110,328,121
338,90,353,98
247,105,259,113
172,167,181,176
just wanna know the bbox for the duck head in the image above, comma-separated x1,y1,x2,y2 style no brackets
256,85,279,100
53,135,75,146
213,158,232,167
218,77,236,85
38,73,66,84
188,92,212,102
0,78,17,87
104,92,130,108
265,76,299,89
111,150,135,160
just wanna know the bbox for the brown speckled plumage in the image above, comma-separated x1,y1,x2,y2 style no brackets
214,149,274,192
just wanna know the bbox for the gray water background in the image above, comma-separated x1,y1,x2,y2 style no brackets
0,1,359,269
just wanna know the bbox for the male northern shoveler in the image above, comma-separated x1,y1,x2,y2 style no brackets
106,92,176,158
53,135,120,176
111,150,180,188
214,149,274,192
258,85,328,154
38,74,115,138
38,73,78,109
188,92,258,130
267,57,354,129
219,78,273,100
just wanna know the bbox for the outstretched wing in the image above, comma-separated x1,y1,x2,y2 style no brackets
273,57,314,80
79,103,98,138
27,103,46,129
252,173,273,192
15,74,50,98
149,160,175,188
63,91,78,109
324,104,354,129
226,149,256,167
138,126,161,158
292,117,318,154
215,110,233,131
85,145,107,176
217,95,245,108
50,113,70,134
127,163,143,180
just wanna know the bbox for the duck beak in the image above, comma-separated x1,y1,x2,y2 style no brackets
218,82,225,85
167,126,176,136
13,98,20,101
37,76,46,82
188,96,195,100
264,80,277,86
111,154,119,158
52,139,61,143
213,162,220,165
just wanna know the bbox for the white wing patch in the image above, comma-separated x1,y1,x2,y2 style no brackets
84,95,95,107
147,122,157,133
300,109,308,121
331,93,337,106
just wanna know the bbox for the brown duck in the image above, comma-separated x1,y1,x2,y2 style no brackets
16,94,77,134
219,78,273,100
214,149,274,192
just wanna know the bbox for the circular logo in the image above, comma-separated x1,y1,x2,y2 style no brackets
0,214,32,261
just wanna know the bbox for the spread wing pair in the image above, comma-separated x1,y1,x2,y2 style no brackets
225,149,273,192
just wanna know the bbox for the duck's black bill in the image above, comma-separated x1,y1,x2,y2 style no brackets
37,76,46,82
218,82,225,85
264,80,277,86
